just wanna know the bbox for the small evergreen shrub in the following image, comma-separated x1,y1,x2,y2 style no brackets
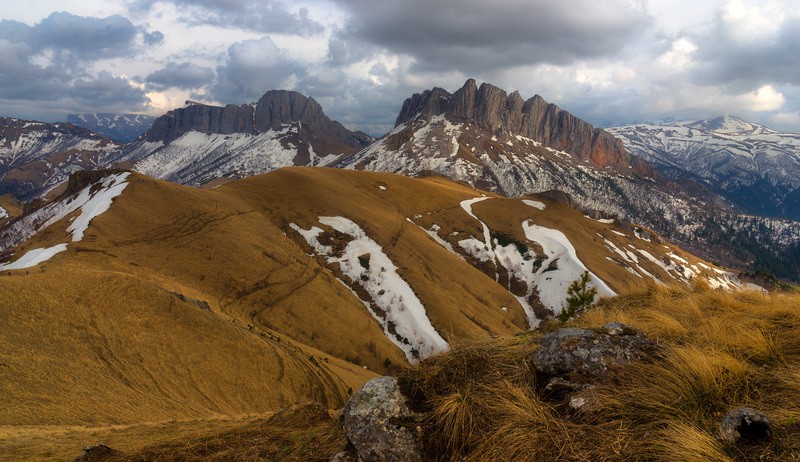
558,271,597,322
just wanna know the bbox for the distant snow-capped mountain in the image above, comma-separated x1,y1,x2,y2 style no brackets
607,116,800,219
345,123,394,138
0,117,121,200
67,113,156,143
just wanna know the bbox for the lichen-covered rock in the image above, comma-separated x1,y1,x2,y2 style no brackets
532,324,660,379
341,376,424,462
720,408,772,442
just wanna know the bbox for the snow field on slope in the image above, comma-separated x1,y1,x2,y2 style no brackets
0,173,130,269
0,244,67,270
134,127,298,182
522,221,616,313
292,216,448,361
456,198,616,326
523,200,546,210
0,206,6,219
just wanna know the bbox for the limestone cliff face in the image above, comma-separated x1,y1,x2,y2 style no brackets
395,79,650,174
144,90,371,150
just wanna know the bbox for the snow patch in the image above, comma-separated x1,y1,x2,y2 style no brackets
0,244,68,270
292,217,448,361
522,199,546,210
0,173,130,268
65,173,131,241
585,215,614,224
524,221,616,314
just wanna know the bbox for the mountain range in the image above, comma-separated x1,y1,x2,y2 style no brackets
608,116,800,220
0,117,121,201
67,113,157,143
2,79,800,460
2,82,800,282
335,80,800,280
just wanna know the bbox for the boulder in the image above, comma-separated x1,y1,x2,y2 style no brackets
531,323,660,379
341,376,424,462
720,407,772,442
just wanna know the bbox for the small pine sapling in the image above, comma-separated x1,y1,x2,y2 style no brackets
558,271,597,322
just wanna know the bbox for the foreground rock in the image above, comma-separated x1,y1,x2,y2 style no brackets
340,376,424,462
532,323,660,379
531,323,661,409
720,407,772,442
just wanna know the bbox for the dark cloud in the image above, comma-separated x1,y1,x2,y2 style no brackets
132,0,324,36
210,36,304,103
295,64,431,126
326,32,377,67
330,0,651,72
146,61,214,90
690,17,800,92
73,71,149,106
0,12,149,119
29,12,138,61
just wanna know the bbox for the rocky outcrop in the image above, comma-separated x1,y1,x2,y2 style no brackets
720,408,772,442
143,90,371,150
532,323,660,379
531,323,661,412
340,376,424,462
395,80,652,174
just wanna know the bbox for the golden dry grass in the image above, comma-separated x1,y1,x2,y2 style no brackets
401,284,800,461
2,167,788,460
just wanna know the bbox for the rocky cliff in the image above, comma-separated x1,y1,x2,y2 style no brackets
144,90,372,149
396,79,649,174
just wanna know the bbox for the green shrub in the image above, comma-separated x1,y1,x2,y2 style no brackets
558,271,597,322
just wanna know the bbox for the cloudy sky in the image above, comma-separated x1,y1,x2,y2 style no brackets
1,0,798,131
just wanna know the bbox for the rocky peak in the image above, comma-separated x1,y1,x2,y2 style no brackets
143,90,370,150
394,79,652,174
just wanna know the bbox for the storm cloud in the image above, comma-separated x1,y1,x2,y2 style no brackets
211,36,304,103
330,0,652,72
132,0,324,36
0,12,152,115
691,15,800,92
1,1,799,132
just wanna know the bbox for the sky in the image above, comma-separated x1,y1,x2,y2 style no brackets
0,0,798,132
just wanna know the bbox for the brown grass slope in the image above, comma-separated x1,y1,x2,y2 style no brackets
0,167,759,459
